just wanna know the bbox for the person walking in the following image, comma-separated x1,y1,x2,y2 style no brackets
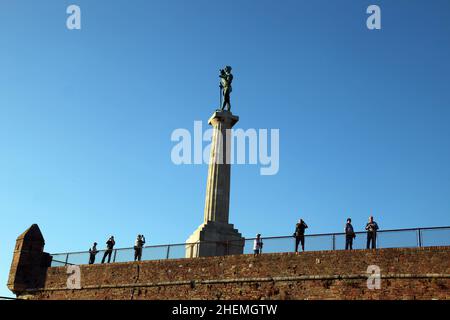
365,216,379,249
345,218,356,250
101,236,116,263
253,234,263,256
88,242,98,264
293,219,308,254
134,234,146,261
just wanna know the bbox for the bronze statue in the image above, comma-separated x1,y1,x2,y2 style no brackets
219,66,233,111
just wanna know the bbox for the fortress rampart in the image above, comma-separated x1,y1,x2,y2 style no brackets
8,227,450,300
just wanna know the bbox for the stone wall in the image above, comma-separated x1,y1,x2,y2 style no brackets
7,224,52,294
14,246,450,300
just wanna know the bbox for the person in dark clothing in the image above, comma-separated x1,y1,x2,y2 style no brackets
345,218,356,250
88,242,98,264
365,216,379,249
293,219,308,254
134,234,146,261
101,236,115,263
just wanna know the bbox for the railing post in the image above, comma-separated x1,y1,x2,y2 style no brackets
113,249,117,263
332,234,336,250
166,245,171,259
377,231,381,249
64,253,69,266
417,228,422,247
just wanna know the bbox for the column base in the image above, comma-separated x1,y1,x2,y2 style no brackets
185,221,245,258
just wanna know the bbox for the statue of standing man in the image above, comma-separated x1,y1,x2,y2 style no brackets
219,66,233,111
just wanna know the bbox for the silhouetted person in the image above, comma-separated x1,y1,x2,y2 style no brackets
365,216,379,249
294,219,308,254
88,242,98,264
134,234,146,261
253,234,263,256
345,218,356,250
101,236,115,263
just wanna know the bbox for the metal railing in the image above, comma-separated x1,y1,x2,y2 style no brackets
50,226,450,267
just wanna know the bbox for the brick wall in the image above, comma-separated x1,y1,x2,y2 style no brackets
16,246,450,300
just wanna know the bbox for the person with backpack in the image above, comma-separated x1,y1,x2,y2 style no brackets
101,236,115,263
293,219,308,254
365,216,379,249
134,234,146,261
88,242,98,264
253,234,263,256
345,218,356,250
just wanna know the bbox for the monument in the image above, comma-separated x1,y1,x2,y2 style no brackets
186,66,245,257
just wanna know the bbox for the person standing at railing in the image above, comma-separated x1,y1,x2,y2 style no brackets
293,219,308,254
253,234,263,256
134,234,146,261
365,216,379,249
101,236,116,263
345,218,356,250
88,242,98,264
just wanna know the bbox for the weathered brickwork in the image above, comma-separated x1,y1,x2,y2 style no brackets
14,246,450,300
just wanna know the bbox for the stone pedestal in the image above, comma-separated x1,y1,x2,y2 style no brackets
186,221,244,257
186,110,244,257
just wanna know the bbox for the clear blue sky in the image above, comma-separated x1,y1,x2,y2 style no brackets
1,0,450,297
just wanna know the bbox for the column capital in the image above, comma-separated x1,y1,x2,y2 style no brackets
208,110,239,128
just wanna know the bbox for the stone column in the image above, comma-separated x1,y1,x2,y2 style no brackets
186,110,244,257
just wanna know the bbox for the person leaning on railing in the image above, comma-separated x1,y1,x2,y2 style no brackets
253,234,263,256
365,216,379,249
88,242,98,264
